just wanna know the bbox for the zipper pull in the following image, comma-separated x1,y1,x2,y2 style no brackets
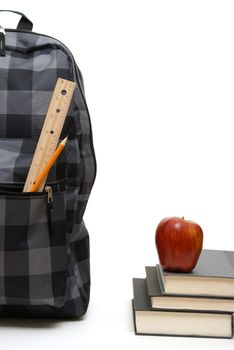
0,26,5,56
45,185,54,235
45,185,53,203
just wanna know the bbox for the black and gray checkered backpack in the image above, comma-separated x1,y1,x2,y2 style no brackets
0,10,96,318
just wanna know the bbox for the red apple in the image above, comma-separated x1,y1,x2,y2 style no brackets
155,216,203,272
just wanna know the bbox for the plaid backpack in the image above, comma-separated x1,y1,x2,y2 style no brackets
0,10,96,318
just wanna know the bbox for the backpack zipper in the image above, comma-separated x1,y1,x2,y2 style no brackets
0,183,55,235
45,185,54,235
0,26,5,56
0,177,67,193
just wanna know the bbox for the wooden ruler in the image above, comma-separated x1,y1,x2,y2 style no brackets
23,78,76,192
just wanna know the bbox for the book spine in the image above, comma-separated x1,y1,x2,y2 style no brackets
144,274,154,310
156,265,166,294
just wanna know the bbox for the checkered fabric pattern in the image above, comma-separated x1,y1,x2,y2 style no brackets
0,28,96,317
0,190,67,307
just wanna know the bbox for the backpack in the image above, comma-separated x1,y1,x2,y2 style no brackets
0,10,96,318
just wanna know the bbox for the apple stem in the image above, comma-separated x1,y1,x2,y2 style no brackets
182,216,184,220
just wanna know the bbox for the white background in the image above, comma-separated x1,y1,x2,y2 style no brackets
1,0,234,348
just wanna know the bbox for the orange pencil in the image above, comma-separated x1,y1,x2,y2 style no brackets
30,136,68,192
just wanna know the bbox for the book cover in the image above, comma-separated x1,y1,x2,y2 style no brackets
157,249,234,297
146,266,234,313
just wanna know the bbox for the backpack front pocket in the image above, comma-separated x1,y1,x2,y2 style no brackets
0,184,67,308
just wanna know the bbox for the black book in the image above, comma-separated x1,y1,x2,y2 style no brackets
132,278,233,338
157,249,234,298
146,266,234,313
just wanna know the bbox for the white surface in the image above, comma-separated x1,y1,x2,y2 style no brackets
1,0,234,348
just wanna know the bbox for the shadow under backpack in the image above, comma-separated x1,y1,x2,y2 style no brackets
0,10,96,318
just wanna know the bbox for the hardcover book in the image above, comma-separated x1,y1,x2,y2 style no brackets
132,278,233,338
157,249,234,297
146,266,234,313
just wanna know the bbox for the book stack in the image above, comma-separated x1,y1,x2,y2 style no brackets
132,249,234,338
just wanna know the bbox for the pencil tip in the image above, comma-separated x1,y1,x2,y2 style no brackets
61,136,68,145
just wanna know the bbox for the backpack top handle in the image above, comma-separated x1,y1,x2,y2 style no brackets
0,10,33,31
